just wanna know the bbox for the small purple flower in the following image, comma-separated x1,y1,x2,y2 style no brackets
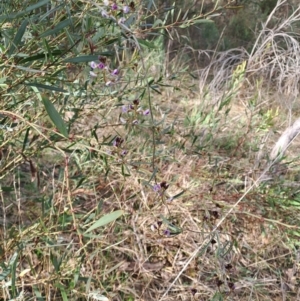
98,62,105,69
122,105,129,113
90,61,97,69
111,69,119,76
123,5,130,14
143,109,150,116
153,183,161,193
111,3,118,10
120,117,127,124
167,197,174,202
113,137,124,147
118,17,126,24
120,150,127,156
101,10,109,18
163,229,171,237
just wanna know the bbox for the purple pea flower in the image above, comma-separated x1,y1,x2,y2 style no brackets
98,62,105,69
90,61,97,69
153,183,161,193
123,6,130,14
101,10,109,18
111,69,119,76
118,17,126,24
120,150,128,156
120,117,126,124
143,109,150,116
113,137,124,147
122,105,129,113
163,229,171,237
111,3,118,10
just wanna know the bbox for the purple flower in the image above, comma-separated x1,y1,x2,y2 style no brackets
118,17,126,24
143,109,150,116
120,117,127,124
111,69,119,76
120,150,128,156
123,6,130,14
153,183,161,193
122,105,129,113
101,10,109,18
90,61,97,69
153,181,169,194
98,62,105,69
167,197,174,202
113,137,124,147
111,3,118,10
163,229,171,236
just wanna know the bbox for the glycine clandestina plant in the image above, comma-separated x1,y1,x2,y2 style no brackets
0,0,235,300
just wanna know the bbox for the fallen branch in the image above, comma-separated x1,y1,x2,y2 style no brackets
270,118,300,161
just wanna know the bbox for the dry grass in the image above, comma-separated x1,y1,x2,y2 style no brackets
1,1,300,300
1,88,300,300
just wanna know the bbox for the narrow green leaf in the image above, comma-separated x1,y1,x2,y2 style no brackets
42,96,68,138
55,283,68,301
19,50,63,64
0,0,50,22
10,252,18,297
40,19,73,38
85,210,124,233
26,82,67,93
22,0,50,14
22,128,30,152
192,19,214,24
8,19,29,56
13,65,44,73
40,4,64,22
43,38,54,62
33,285,43,301
136,38,156,49
63,55,99,63
170,190,185,200
63,55,104,63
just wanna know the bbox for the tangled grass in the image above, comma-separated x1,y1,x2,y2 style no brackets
0,0,300,300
